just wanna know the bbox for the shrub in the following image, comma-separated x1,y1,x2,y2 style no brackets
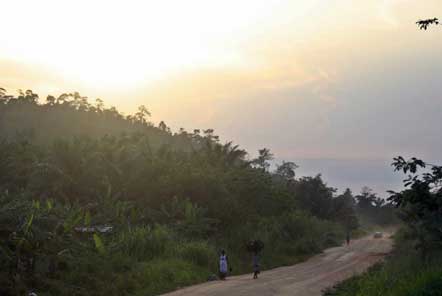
114,225,172,260
174,241,216,267
134,259,208,296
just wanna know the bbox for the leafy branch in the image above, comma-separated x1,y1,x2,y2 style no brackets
416,18,439,30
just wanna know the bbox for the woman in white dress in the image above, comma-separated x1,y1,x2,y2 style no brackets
218,250,228,280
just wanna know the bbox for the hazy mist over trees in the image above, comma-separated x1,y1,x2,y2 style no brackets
0,89,395,295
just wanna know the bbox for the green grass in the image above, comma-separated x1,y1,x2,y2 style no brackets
33,220,344,296
1,196,347,296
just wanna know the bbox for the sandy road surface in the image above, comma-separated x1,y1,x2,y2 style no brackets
162,234,392,296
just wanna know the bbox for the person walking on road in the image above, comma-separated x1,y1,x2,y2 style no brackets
219,250,229,280
252,252,260,279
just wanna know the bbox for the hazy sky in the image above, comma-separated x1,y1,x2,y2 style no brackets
1,0,442,195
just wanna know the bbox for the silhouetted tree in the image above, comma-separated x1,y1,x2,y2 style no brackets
252,148,273,171
275,161,298,181
333,188,358,231
356,186,377,210
389,156,442,255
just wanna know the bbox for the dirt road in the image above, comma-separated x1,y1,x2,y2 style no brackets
162,234,392,296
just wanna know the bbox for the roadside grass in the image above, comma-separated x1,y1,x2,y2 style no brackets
44,218,345,296
324,231,442,296
0,195,347,296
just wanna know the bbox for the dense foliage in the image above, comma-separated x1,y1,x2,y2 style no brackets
388,157,442,256
355,187,397,227
0,89,388,295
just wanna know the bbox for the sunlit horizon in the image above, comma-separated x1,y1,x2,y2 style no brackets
2,0,442,193
1,1,328,90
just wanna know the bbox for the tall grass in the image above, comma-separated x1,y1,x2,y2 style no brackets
115,225,172,260
0,195,346,296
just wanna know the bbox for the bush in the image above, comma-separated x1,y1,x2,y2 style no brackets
134,259,208,296
404,271,442,296
174,241,216,267
115,225,172,260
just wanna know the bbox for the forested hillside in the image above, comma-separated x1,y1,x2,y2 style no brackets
0,89,188,149
0,89,391,295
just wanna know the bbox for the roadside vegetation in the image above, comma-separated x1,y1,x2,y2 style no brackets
325,230,442,296
324,156,442,296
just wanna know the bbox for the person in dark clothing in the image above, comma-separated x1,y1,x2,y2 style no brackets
346,231,351,246
246,240,264,279
252,252,260,279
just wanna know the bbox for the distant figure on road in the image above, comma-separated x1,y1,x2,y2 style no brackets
252,252,260,279
346,231,351,246
219,250,229,280
246,239,264,279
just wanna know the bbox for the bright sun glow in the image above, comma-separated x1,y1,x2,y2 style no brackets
0,0,321,90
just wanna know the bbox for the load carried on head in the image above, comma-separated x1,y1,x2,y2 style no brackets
246,239,264,253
